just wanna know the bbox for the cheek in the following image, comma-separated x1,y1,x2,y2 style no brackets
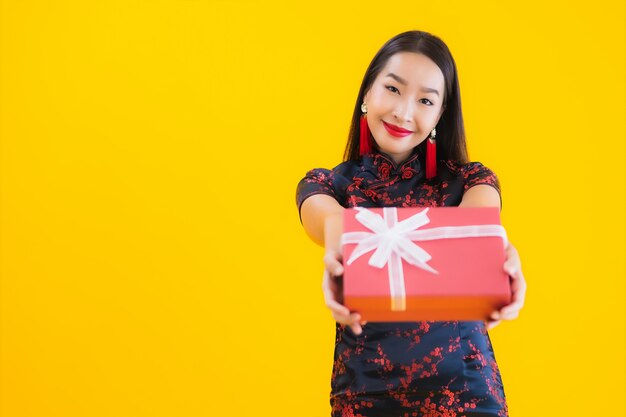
420,111,440,126
369,88,393,111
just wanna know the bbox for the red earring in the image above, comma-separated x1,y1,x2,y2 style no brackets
359,103,373,156
425,128,437,179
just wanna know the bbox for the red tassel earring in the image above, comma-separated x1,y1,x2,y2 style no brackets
425,128,437,179
359,103,373,156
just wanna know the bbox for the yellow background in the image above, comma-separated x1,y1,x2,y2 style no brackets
1,1,624,416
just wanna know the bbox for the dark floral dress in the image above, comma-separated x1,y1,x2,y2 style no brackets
295,146,508,417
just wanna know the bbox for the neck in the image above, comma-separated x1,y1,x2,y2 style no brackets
376,148,417,166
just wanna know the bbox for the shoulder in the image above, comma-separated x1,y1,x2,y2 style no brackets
441,159,496,175
441,160,500,189
300,159,361,180
441,160,501,208
295,160,362,215
296,159,361,195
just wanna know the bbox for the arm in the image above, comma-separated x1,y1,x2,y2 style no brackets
459,184,501,209
300,194,365,335
300,194,344,251
459,184,526,330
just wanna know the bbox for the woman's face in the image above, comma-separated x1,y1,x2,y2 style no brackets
363,52,446,164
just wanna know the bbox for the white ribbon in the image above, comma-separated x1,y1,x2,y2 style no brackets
341,207,508,311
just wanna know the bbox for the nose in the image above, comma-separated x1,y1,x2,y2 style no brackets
393,99,416,124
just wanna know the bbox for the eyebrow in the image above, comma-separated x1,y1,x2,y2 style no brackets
385,72,440,97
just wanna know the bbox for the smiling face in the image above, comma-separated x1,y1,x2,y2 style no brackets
363,52,446,164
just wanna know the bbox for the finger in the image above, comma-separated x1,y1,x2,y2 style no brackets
329,307,352,324
511,271,524,283
334,311,360,326
506,242,519,257
332,311,352,324
348,313,363,335
504,271,526,310
322,272,342,294
496,297,525,318
322,274,346,306
497,306,520,320
323,282,355,323
321,270,332,293
508,267,525,282
503,246,521,276
492,298,524,320
500,297,524,313
496,298,525,320
324,293,350,317
512,272,527,291
510,280,527,303
499,310,519,320
503,258,520,276
486,320,501,330
350,323,363,335
323,253,344,276
322,268,342,291
504,265,518,278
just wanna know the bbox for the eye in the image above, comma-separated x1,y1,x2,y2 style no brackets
420,98,434,106
385,85,400,94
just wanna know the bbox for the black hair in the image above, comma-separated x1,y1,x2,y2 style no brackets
343,30,469,168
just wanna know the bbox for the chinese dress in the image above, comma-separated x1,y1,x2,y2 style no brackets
296,146,508,417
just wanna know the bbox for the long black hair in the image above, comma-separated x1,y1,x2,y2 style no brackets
343,30,469,167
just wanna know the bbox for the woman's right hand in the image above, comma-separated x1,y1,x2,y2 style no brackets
322,248,366,335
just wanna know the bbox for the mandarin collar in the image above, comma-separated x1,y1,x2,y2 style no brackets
361,147,422,181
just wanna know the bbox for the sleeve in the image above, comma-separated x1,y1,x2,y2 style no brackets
295,168,339,224
462,162,503,209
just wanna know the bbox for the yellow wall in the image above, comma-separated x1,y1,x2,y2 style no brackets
1,1,624,416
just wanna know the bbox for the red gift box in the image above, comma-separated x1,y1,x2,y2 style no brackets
341,207,511,321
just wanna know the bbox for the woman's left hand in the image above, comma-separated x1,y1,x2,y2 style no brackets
486,241,527,330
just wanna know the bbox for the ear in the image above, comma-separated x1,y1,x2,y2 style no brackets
363,88,372,105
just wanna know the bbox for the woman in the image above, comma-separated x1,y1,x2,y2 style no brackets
296,31,526,417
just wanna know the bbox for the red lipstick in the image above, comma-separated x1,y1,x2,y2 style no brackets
382,121,414,138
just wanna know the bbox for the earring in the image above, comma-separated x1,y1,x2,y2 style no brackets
426,128,437,179
359,102,373,156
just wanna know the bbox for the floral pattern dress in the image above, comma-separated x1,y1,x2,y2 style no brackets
296,147,508,417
